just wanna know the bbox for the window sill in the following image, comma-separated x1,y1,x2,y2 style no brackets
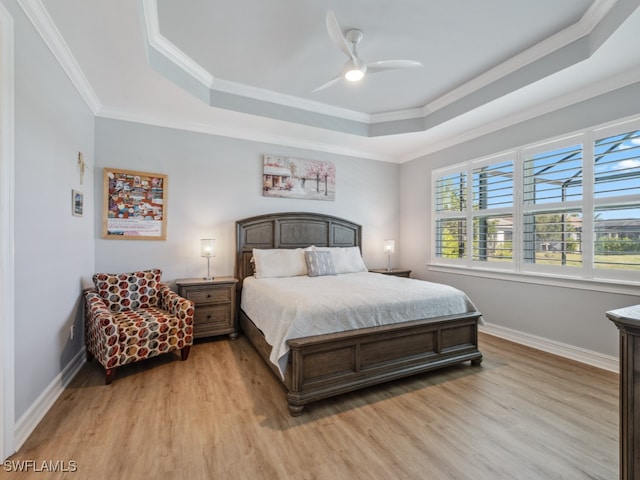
427,263,640,296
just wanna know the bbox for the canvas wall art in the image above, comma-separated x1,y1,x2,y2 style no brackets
263,155,336,201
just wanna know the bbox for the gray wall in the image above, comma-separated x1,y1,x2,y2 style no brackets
11,0,95,420
94,118,401,284
400,81,640,358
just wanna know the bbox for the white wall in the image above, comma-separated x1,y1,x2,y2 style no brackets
10,0,95,421
94,118,401,284
400,81,640,359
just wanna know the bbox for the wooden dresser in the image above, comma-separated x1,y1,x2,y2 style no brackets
176,277,238,340
607,304,640,480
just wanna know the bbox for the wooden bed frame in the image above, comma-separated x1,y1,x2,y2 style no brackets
235,212,483,415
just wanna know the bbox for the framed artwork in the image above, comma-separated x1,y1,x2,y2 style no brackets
72,189,83,217
102,167,167,240
263,155,335,201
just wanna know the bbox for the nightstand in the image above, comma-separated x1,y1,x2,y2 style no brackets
368,268,412,278
176,277,238,340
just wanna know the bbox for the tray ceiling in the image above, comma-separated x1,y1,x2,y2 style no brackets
32,0,640,161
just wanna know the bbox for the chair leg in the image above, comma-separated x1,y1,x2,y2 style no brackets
105,368,115,385
181,346,191,361
86,349,94,362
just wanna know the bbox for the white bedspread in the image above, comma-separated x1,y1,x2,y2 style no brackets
241,272,480,378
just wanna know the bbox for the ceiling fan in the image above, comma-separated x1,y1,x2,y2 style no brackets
312,10,423,93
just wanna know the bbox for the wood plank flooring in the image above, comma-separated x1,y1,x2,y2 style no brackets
7,333,618,479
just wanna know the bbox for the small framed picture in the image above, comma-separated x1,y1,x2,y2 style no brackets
72,189,83,217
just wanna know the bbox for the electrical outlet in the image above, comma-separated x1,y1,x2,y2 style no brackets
70,325,74,340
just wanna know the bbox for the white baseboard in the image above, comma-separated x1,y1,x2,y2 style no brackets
480,323,619,373
14,347,86,451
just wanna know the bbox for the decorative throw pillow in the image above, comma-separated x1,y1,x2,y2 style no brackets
93,269,162,312
311,246,367,274
305,250,336,277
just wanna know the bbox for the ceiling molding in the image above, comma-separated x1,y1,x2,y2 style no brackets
96,105,395,163
369,107,426,124
420,0,617,115
95,66,640,166
141,0,629,137
140,0,370,124
398,66,640,163
207,77,372,124
139,0,213,88
18,0,640,163
17,0,102,114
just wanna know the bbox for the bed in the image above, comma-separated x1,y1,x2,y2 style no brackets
236,212,483,415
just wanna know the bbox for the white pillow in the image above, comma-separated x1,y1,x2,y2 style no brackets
312,246,367,274
252,248,308,279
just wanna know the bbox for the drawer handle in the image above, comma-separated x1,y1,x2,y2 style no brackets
207,315,212,319
207,294,212,298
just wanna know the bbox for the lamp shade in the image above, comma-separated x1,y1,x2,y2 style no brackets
383,239,395,254
200,238,215,257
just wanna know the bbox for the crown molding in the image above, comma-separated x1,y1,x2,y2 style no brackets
96,105,395,163
421,0,618,115
143,0,622,129
96,65,640,167
208,77,372,124
369,107,426,124
17,0,102,114
399,66,640,163
140,0,370,124
139,0,213,88
18,0,637,152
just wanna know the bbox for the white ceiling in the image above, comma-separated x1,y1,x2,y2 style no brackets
30,0,640,162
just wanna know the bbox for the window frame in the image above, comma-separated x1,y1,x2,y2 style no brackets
430,116,640,288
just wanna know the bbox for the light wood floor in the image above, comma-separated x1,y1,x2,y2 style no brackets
9,333,618,480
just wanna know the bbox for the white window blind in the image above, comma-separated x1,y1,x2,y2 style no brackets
592,127,640,271
431,117,640,282
435,172,466,212
594,129,640,198
473,161,514,210
471,160,514,262
523,144,583,204
435,218,467,259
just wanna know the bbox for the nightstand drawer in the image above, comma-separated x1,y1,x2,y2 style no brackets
176,277,238,340
183,287,230,304
194,305,231,333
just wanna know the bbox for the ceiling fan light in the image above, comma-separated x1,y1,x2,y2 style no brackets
345,68,364,82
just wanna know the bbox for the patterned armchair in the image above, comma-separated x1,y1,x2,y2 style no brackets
84,269,195,384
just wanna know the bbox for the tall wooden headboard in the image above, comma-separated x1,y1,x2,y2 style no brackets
235,212,362,283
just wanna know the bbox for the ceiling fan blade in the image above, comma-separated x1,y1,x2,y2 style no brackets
366,60,423,74
326,10,355,61
312,74,342,93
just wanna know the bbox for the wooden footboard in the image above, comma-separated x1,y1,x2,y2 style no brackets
240,309,483,416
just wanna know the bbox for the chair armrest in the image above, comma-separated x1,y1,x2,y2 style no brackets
84,290,116,330
158,284,195,321
84,289,122,367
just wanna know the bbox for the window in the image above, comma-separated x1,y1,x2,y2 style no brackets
471,160,514,263
432,117,640,283
434,172,467,259
522,142,583,267
593,127,640,272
